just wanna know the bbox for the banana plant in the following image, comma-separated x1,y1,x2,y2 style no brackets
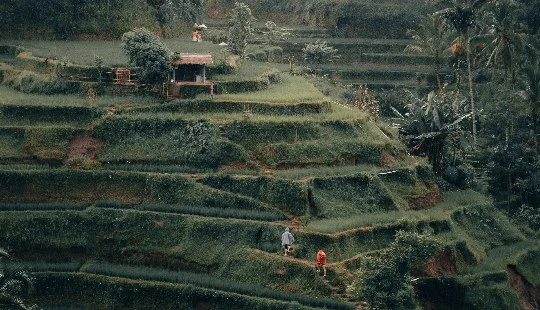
395,89,471,173
0,249,38,310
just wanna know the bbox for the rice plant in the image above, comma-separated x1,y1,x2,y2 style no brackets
80,262,354,309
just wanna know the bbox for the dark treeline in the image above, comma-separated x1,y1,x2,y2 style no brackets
0,0,204,39
393,0,540,229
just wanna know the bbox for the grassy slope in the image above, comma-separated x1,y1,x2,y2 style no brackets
0,36,538,310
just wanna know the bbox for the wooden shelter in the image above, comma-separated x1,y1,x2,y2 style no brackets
112,68,139,86
165,53,214,98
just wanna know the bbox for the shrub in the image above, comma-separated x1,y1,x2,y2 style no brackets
205,28,229,44
0,202,87,211
246,46,283,63
95,117,249,169
512,204,540,231
8,71,81,95
0,105,99,124
415,273,522,310
23,127,75,162
347,231,442,309
302,40,339,65
122,100,329,115
451,205,525,249
65,156,102,170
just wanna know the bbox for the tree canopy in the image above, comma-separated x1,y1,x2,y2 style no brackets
121,28,173,86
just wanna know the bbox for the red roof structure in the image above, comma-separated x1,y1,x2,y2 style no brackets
172,54,213,65
165,53,214,99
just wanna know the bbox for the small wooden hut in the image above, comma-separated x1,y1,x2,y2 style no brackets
165,53,214,98
112,68,139,86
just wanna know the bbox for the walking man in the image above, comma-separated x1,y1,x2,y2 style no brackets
281,227,295,256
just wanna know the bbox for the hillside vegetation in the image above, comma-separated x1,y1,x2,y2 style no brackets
1,1,539,309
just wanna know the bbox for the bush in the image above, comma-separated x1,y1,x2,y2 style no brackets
302,40,339,65
205,28,229,44
7,71,81,95
0,105,100,123
347,231,442,309
415,273,522,310
122,99,330,115
451,205,525,249
23,127,76,162
512,204,540,231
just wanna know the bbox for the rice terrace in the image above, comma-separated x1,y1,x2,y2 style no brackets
0,0,539,309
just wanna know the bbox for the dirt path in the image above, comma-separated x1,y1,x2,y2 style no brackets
66,130,103,160
274,215,304,231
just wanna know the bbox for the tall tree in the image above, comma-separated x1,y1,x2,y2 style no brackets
404,14,452,90
435,0,486,145
475,0,527,82
518,51,540,146
396,89,471,175
121,27,173,87
227,2,255,58
152,0,204,36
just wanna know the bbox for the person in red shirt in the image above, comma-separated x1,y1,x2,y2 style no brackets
316,249,327,277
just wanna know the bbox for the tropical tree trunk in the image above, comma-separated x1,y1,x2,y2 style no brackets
466,40,476,145
435,51,442,91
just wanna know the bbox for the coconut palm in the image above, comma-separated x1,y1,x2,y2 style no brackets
404,14,453,90
475,0,528,83
0,249,38,310
518,52,540,147
435,0,487,145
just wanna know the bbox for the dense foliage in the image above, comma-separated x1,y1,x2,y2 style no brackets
302,40,339,66
347,231,442,309
0,249,37,310
227,2,255,57
399,0,540,218
121,28,173,86
0,0,160,39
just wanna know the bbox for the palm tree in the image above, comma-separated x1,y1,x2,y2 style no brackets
404,14,452,90
0,249,38,310
475,0,527,83
435,0,487,145
518,53,540,147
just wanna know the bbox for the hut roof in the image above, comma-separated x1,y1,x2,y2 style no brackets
173,54,213,65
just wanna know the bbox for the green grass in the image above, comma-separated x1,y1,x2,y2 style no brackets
465,240,540,275
515,247,540,287
273,164,381,179
0,85,158,107
0,130,23,158
78,261,352,309
306,190,489,233
212,74,329,104
2,39,223,66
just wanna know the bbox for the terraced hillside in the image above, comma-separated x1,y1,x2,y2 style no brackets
203,19,445,91
1,31,539,310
